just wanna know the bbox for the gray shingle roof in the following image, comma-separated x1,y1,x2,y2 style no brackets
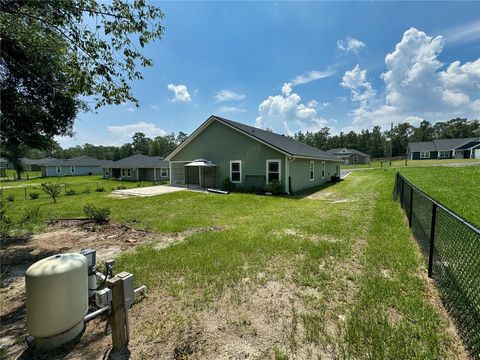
20,157,56,166
43,156,114,167
214,116,339,161
408,138,479,152
325,148,370,157
110,154,169,168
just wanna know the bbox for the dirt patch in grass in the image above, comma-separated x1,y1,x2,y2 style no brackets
0,221,226,359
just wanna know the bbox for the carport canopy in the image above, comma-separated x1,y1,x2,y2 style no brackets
185,159,218,167
184,159,218,189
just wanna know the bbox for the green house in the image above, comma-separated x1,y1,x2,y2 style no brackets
166,116,341,193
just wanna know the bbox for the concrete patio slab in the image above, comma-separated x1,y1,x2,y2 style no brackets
110,185,186,198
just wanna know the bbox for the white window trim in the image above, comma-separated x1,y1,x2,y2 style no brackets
321,161,326,179
266,159,281,184
309,161,314,181
105,169,109,176
420,151,430,159
56,166,61,173
71,166,75,174
161,167,168,177
353,156,358,163
121,168,126,177
127,168,132,177
229,160,242,183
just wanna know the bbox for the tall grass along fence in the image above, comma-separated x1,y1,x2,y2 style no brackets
394,172,480,358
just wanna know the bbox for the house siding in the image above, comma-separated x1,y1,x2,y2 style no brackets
42,166,103,177
288,158,339,193
170,120,285,187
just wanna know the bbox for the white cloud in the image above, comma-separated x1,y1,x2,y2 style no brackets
167,84,191,102
126,107,136,113
216,105,246,114
291,69,336,86
214,89,246,102
337,37,366,54
107,122,167,143
341,65,376,108
255,83,328,135
442,20,480,44
150,105,159,111
341,28,480,129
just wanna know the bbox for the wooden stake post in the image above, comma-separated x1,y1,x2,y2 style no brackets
107,275,127,350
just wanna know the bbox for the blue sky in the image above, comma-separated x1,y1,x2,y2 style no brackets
59,1,480,147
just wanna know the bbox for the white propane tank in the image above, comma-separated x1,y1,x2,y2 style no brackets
26,253,88,350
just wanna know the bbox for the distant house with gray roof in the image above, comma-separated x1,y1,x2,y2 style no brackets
407,137,480,160
325,148,370,165
20,157,56,171
41,156,114,177
104,154,170,182
165,115,341,193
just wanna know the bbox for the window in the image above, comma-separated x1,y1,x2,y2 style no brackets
309,161,314,181
56,166,61,173
127,168,132,177
230,161,242,183
71,166,75,174
105,169,109,176
321,161,325,179
266,160,281,184
353,156,358,163
161,167,168,177
420,151,430,159
121,168,126,177
438,151,450,159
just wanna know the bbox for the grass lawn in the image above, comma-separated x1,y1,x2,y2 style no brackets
400,166,480,226
0,175,166,204
1,170,468,358
0,169,42,181
343,158,479,169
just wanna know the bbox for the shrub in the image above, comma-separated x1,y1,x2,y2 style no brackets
41,183,62,203
0,200,11,239
65,189,76,196
19,207,41,223
29,192,40,200
6,194,15,202
220,178,235,192
96,187,105,192
82,188,91,194
116,186,127,190
84,203,111,224
266,180,282,195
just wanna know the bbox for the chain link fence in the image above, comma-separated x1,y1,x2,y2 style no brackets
394,172,480,358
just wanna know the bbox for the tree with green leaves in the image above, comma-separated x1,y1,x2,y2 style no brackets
0,0,164,175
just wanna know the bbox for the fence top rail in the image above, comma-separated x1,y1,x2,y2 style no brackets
396,172,480,236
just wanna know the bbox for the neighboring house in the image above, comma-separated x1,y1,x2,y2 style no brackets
103,154,170,182
407,138,480,160
165,115,341,193
41,156,114,177
20,157,56,171
325,148,370,165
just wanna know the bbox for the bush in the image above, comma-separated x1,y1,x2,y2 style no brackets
82,188,92,194
96,187,105,192
19,207,41,223
65,189,76,196
220,178,235,192
266,180,283,195
84,203,111,224
41,183,62,203
6,194,15,202
116,186,127,190
29,192,40,200
0,201,11,239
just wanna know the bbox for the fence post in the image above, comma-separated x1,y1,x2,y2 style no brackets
428,203,437,278
408,187,413,227
107,275,128,351
400,177,404,208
